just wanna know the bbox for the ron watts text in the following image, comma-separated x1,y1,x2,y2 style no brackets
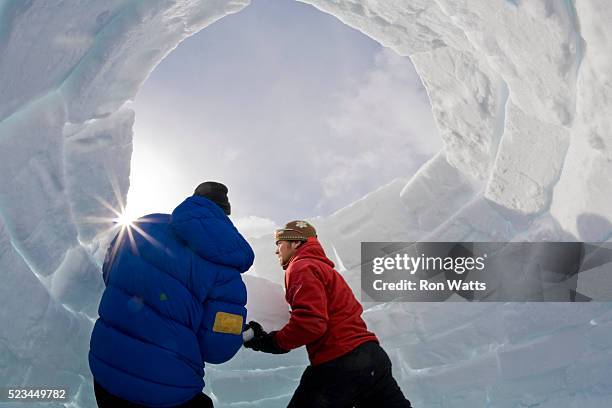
373,279,486,291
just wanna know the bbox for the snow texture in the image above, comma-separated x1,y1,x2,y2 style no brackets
0,0,611,407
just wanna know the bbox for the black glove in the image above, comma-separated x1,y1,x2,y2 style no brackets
245,331,288,354
243,321,289,354
244,321,266,338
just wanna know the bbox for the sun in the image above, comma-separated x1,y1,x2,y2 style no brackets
114,211,135,228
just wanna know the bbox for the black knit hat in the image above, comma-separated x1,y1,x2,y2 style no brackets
194,181,231,215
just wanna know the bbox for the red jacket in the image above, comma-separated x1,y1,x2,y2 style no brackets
274,237,378,365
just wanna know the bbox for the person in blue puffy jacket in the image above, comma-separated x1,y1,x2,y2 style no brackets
89,181,254,408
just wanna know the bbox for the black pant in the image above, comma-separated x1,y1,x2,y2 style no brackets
94,381,213,408
288,342,412,408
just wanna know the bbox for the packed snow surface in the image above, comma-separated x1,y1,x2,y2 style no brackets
0,0,611,407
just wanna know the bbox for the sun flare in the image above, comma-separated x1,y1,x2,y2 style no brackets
114,211,135,228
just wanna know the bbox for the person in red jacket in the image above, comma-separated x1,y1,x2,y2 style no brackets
244,221,411,408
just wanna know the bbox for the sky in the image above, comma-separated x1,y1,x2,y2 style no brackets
127,0,441,237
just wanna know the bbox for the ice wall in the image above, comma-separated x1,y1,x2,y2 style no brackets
0,1,611,407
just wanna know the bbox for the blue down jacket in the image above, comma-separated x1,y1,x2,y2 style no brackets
89,196,254,406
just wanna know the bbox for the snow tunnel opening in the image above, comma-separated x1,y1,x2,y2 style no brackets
125,0,442,237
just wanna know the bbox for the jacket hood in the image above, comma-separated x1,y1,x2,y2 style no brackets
289,237,335,269
170,195,254,272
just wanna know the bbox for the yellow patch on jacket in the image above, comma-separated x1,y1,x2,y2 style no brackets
212,312,243,335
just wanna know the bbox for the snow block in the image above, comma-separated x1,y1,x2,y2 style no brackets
574,1,612,83
400,352,497,407
435,0,581,126
587,320,612,351
394,311,505,369
497,329,588,380
427,196,515,241
549,68,612,240
0,0,130,122
487,368,568,408
0,91,78,276
64,106,134,243
566,351,612,396
362,303,421,347
411,47,504,180
501,303,610,344
399,152,478,233
550,0,612,239
218,345,308,372
243,275,290,330
576,261,612,301
207,364,302,404
486,103,569,214
50,245,104,318
0,217,92,394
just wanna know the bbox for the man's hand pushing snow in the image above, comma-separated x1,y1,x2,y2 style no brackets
243,321,289,354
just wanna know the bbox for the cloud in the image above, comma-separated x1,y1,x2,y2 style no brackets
233,215,278,238
316,48,442,209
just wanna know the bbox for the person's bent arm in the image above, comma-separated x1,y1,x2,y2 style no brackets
196,270,247,364
274,265,328,350
197,299,246,364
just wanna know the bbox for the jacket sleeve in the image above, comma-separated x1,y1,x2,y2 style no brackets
197,299,246,364
274,264,328,350
196,270,247,365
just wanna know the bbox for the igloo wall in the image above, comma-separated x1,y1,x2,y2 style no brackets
0,1,611,407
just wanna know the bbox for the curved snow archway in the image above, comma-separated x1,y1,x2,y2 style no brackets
0,1,611,407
